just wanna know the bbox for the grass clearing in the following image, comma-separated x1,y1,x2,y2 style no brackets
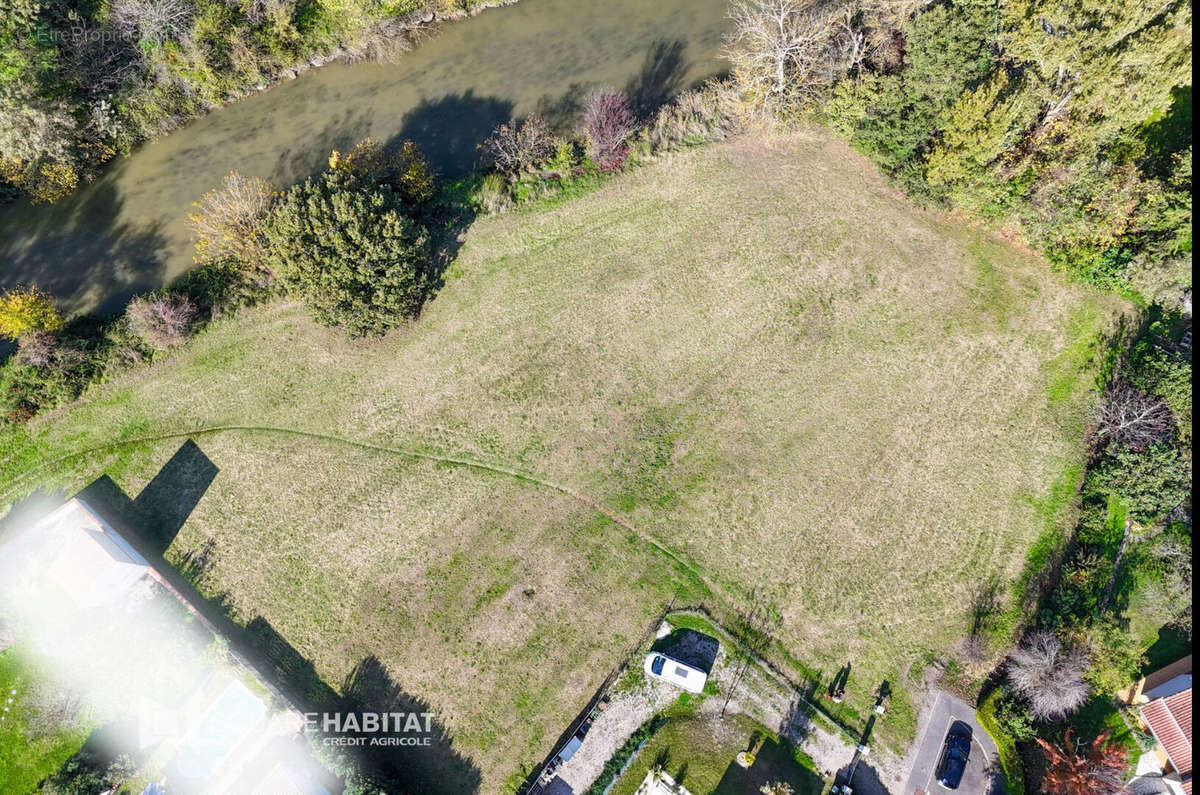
608,712,823,795
0,652,91,793
2,131,1125,790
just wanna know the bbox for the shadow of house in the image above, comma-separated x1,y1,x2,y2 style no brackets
65,441,480,793
712,732,825,795
340,656,482,794
393,91,514,179
832,760,890,795
76,439,218,557
650,628,719,674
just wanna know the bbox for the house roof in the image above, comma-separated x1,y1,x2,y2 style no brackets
1141,687,1192,794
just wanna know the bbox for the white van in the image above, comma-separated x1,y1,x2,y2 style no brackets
643,652,707,693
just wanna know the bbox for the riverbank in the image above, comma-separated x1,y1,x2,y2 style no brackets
0,0,730,316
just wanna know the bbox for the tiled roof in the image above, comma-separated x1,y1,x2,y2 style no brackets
1141,687,1192,794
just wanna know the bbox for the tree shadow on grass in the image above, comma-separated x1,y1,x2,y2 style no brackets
386,91,515,306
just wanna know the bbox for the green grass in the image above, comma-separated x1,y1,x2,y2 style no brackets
608,712,823,795
0,652,91,794
0,132,1125,789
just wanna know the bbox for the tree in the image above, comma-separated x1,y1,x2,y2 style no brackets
724,0,838,100
1006,631,1089,721
0,286,62,341
761,783,794,795
189,172,277,269
126,294,198,350
1073,619,1146,697
265,169,430,336
480,114,557,177
1087,443,1190,525
581,89,634,171
328,138,435,208
1094,382,1173,451
1036,729,1128,795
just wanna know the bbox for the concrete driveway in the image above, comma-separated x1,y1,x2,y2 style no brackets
900,689,1005,795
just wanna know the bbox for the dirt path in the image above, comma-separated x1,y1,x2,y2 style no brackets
1,423,718,599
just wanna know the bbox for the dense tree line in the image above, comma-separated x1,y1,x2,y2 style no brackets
0,0,480,203
728,0,1192,306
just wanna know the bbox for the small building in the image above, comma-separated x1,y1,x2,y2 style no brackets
0,498,328,794
1122,655,1192,795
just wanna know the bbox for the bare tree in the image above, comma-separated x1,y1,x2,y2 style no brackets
581,89,634,171
835,5,869,75
1006,631,1089,721
126,294,197,350
15,329,60,368
724,0,838,98
188,171,276,268
1095,382,1173,450
480,114,556,177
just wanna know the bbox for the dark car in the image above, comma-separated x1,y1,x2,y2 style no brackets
935,721,972,789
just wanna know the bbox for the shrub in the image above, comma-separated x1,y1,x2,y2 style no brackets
189,171,277,269
265,170,431,336
473,172,512,213
0,286,62,341
976,688,1026,795
328,138,435,208
40,751,135,795
582,88,634,171
584,714,668,795
1094,382,1173,451
1036,730,1128,795
646,85,740,152
1006,631,1089,721
1086,443,1190,525
992,689,1036,742
126,294,199,350
15,330,61,368
1073,619,1147,697
480,114,557,177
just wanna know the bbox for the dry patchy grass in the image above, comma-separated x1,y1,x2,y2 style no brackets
4,131,1125,790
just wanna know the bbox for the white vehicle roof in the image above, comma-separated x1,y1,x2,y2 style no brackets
644,651,707,694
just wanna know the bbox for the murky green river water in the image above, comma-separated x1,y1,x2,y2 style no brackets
0,0,730,316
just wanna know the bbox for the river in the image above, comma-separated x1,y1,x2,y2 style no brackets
0,0,730,317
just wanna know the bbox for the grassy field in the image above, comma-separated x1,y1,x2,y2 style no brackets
0,131,1125,791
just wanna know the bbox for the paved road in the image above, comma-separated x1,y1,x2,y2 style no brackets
900,689,1005,795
